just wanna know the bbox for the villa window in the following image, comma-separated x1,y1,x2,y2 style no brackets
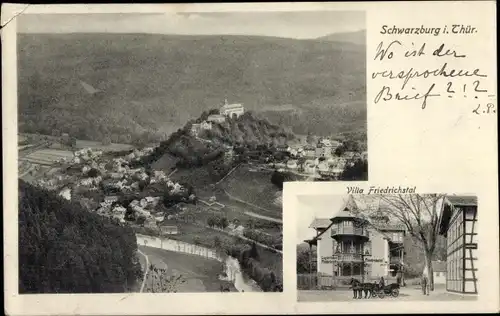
343,221,353,227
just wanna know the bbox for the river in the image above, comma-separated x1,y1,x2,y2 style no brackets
136,234,262,292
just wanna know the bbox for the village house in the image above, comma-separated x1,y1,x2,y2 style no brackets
110,172,123,180
232,225,245,236
220,99,244,118
104,195,119,204
190,123,202,136
303,145,316,158
276,144,290,152
133,171,149,181
318,138,331,147
146,196,161,206
111,205,127,223
315,144,324,157
169,182,184,194
287,160,298,170
80,178,94,186
144,217,157,228
304,160,316,174
438,195,478,294
200,120,212,130
126,152,136,160
58,187,71,201
82,165,91,174
317,162,330,173
207,114,226,123
130,182,139,190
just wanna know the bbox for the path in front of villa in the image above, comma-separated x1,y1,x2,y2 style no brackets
297,285,478,302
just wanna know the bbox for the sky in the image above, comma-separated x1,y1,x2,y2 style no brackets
17,11,365,39
296,194,450,245
296,194,349,245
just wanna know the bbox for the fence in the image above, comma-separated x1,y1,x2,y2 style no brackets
136,233,222,261
297,274,337,290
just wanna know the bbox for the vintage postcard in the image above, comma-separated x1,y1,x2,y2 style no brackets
2,1,498,315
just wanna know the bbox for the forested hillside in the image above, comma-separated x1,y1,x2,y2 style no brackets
18,33,366,143
136,111,294,168
18,180,143,293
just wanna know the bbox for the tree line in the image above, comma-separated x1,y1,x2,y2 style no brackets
19,180,143,293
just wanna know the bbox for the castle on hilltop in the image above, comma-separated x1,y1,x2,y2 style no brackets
220,99,244,118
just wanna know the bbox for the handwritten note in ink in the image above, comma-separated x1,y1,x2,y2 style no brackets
370,24,496,115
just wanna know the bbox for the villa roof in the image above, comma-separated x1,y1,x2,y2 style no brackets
330,195,361,221
309,218,332,229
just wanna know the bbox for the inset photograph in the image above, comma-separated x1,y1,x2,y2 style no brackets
296,194,478,301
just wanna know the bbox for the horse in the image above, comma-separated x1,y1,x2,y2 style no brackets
349,278,376,299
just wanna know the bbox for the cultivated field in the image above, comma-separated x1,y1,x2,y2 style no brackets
74,140,134,152
21,149,74,166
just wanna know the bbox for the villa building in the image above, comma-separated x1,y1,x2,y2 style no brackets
220,99,244,118
438,195,478,294
305,196,406,283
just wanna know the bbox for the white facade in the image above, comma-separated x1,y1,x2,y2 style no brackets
220,100,244,118
207,114,226,123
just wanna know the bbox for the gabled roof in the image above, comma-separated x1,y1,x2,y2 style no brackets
439,195,477,236
309,218,331,229
221,103,244,110
445,195,477,206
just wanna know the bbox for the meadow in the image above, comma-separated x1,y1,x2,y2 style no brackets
217,165,282,216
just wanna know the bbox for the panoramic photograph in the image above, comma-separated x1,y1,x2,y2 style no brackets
296,194,478,301
17,11,367,293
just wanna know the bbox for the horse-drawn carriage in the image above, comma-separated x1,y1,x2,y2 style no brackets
349,278,400,299
372,283,399,298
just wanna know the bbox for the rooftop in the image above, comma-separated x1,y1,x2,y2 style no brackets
221,102,244,110
207,114,226,119
445,195,478,206
309,218,332,229
439,195,478,236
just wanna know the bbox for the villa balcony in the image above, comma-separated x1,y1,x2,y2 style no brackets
332,252,364,263
331,226,370,240
389,257,402,265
